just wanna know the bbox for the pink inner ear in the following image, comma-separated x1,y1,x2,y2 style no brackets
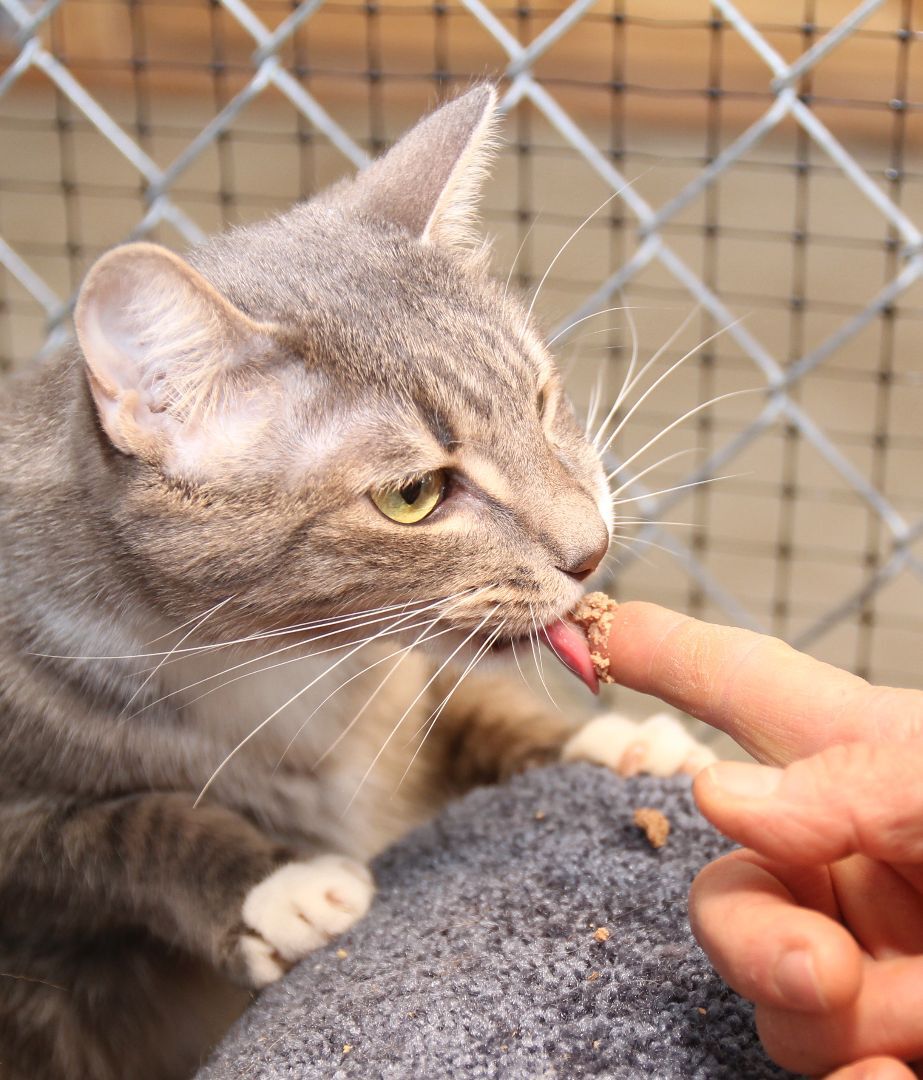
541,619,599,694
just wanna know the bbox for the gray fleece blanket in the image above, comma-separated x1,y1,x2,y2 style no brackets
199,765,798,1079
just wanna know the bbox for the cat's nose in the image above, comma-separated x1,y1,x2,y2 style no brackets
557,533,609,583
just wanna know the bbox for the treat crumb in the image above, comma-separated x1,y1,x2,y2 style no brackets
593,926,611,943
697,1007,707,1016
342,1044,352,1055
534,809,546,821
593,1040,601,1050
587,971,600,982
571,592,619,683
633,807,671,848
336,947,348,959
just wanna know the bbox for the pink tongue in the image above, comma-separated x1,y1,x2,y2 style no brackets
540,619,599,695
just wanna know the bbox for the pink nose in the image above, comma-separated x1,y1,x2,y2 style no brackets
557,535,608,582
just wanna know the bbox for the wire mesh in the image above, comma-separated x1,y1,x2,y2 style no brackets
2,0,922,694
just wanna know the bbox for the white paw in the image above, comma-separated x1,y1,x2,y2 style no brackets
240,854,374,988
562,712,718,778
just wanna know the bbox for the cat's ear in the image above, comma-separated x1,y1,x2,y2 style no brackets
349,84,500,253
74,242,277,460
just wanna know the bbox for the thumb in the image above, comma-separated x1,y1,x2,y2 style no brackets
694,741,923,865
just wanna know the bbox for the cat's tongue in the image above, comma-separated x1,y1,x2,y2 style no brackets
540,619,599,695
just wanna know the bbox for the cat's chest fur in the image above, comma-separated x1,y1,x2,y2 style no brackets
157,639,440,860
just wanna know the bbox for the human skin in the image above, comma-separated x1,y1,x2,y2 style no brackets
600,601,923,1080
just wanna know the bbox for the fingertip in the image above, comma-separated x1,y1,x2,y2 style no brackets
807,923,865,1012
689,852,863,1015
760,918,862,1015
692,762,763,841
821,1058,914,1080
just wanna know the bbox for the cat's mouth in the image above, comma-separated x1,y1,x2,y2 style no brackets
487,621,599,695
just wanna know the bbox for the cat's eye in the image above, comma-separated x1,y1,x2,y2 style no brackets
370,470,446,524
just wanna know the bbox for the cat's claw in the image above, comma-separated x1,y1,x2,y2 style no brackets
562,712,718,778
239,854,374,988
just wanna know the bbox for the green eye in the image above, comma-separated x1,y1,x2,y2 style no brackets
371,470,446,524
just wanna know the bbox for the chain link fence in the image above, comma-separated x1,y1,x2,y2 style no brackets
2,0,922,696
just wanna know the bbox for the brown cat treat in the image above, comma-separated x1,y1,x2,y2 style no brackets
570,592,619,684
633,807,671,849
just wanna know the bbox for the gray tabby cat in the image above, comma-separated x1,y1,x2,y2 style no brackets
0,85,713,1080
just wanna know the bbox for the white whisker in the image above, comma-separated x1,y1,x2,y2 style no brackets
35,593,461,664
592,306,700,449
503,217,538,300
609,534,684,559
610,473,740,507
583,367,605,438
192,600,470,807
524,180,644,333
123,590,483,720
342,610,498,815
153,595,447,664
118,595,233,718
608,448,699,500
606,388,762,483
529,610,561,713
610,518,697,528
142,597,236,646
601,537,658,569
509,637,529,688
283,617,455,772
591,299,640,448
597,318,741,457
547,304,635,350
393,621,506,798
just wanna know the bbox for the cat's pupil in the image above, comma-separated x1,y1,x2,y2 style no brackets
400,480,423,505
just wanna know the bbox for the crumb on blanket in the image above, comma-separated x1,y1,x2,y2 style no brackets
593,926,610,943
570,592,619,684
633,807,670,849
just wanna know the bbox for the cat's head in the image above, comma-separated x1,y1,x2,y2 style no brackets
74,85,611,648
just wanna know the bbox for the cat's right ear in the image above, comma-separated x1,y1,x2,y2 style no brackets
74,243,277,461
347,84,500,255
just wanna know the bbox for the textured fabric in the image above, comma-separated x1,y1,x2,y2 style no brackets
198,765,798,1079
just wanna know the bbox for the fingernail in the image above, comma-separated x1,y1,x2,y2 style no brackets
705,762,782,798
774,948,826,1011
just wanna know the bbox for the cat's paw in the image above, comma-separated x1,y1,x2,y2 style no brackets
239,854,374,988
562,712,717,778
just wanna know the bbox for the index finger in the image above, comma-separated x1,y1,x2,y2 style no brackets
603,601,923,763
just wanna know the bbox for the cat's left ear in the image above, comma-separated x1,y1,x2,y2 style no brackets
74,242,279,463
348,84,500,253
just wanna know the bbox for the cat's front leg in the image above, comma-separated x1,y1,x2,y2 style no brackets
432,670,716,789
0,793,373,990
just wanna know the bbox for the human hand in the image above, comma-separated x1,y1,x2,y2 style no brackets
600,601,923,1079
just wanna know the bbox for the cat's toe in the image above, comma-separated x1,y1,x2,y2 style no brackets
562,712,717,778
239,855,374,987
237,932,289,988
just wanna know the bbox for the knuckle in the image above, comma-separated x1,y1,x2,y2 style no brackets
788,741,923,861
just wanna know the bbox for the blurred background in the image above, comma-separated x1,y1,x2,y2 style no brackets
2,0,922,750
